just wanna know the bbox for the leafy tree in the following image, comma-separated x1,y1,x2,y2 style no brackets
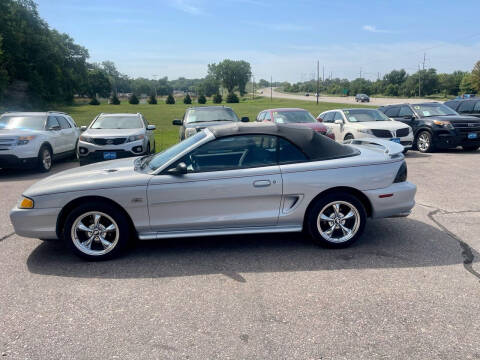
226,92,239,103
165,94,175,104
110,94,120,105
89,97,100,105
198,94,206,104
258,79,270,88
129,93,139,104
86,69,111,98
147,94,157,104
460,73,476,94
383,69,407,87
208,59,252,95
213,93,222,104
198,75,219,97
471,61,480,93
183,94,192,104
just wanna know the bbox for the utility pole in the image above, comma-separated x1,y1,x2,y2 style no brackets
418,64,421,97
316,60,319,105
359,68,362,79
270,76,273,102
322,65,325,82
252,75,255,100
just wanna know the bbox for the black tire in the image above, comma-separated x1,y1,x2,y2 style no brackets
306,192,366,248
344,134,354,140
402,149,408,154
146,142,151,155
63,201,132,261
151,141,156,154
37,145,52,172
416,131,435,153
462,145,479,151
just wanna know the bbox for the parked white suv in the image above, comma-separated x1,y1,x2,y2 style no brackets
0,111,80,172
318,108,414,153
78,113,156,166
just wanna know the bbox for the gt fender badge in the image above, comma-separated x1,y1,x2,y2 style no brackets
131,197,144,203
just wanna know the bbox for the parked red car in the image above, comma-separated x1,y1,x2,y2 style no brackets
256,108,335,140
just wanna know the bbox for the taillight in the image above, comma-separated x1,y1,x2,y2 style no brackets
394,161,407,183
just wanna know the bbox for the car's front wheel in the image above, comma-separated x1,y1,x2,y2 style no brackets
416,131,434,153
63,202,131,260
307,192,366,248
38,145,52,172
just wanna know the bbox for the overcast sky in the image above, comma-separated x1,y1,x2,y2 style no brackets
36,0,480,82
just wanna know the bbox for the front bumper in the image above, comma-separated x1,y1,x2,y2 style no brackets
364,181,417,219
10,206,61,239
433,130,480,148
78,140,145,165
0,154,38,168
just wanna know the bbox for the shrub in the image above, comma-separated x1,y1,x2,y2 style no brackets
183,94,192,104
89,97,100,105
110,95,120,105
148,94,157,104
129,94,139,104
226,93,239,103
213,93,222,104
166,94,175,104
198,94,206,104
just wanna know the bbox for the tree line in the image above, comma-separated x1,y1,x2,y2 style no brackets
281,65,480,98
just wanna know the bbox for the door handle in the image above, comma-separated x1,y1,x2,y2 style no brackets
253,180,271,188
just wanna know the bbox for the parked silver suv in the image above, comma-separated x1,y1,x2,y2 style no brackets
78,113,156,166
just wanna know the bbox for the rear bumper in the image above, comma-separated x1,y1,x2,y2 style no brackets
0,154,38,168
364,181,417,219
10,206,60,239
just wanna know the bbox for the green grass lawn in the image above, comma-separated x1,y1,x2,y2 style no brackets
56,97,372,152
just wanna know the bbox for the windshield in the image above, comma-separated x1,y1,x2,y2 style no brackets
91,116,143,129
185,108,239,123
413,104,458,117
344,109,390,122
273,110,316,123
0,115,45,130
145,131,207,171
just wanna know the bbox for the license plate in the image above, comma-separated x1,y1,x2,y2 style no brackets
103,151,117,160
468,132,478,139
390,138,401,144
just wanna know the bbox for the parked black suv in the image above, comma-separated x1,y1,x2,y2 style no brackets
355,94,370,103
444,98,480,118
378,102,480,152
172,106,249,140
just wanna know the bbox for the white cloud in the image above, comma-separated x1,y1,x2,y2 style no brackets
362,25,391,33
171,0,204,15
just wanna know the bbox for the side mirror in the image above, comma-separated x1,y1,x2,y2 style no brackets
168,162,188,175
80,126,87,131
403,115,415,120
147,124,156,130
317,117,323,122
334,119,344,125
241,116,249,123
172,119,182,126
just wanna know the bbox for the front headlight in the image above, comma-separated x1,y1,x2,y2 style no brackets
358,129,373,135
127,134,145,143
185,128,197,138
79,135,94,143
17,135,36,145
433,120,453,129
18,196,34,209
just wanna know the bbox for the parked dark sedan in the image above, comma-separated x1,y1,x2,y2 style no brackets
444,98,480,118
173,106,249,140
355,94,370,103
379,102,480,152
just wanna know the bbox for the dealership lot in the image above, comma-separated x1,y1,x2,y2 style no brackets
1,151,479,359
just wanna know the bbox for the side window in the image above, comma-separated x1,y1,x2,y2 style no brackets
56,116,71,129
67,115,78,128
333,112,343,121
384,107,400,117
141,116,148,127
171,135,278,173
473,101,480,113
278,137,308,164
399,106,414,117
458,101,475,113
323,112,334,123
263,111,272,121
445,101,459,111
256,112,265,122
46,116,60,130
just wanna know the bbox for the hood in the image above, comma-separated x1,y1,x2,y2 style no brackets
350,121,409,130
422,115,480,122
83,128,144,137
0,128,45,137
290,122,327,132
23,158,152,197
185,120,237,129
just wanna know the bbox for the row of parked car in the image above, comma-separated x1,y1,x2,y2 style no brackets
1,97,479,173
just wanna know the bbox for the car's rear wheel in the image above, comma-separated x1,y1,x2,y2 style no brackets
462,145,479,151
63,202,131,260
38,145,52,172
416,131,434,153
307,192,366,248
344,134,354,140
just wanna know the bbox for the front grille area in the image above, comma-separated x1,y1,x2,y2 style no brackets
0,137,17,150
371,129,393,138
93,137,126,146
396,128,410,137
452,122,480,133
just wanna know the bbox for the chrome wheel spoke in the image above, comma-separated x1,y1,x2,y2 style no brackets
325,224,336,235
342,210,355,220
320,213,334,221
99,236,111,249
93,214,101,227
77,221,91,233
339,224,352,237
332,203,341,217
82,236,94,250
104,224,116,232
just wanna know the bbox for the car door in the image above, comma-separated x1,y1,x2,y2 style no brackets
147,134,283,232
322,112,338,139
142,115,154,149
56,116,76,153
45,116,62,155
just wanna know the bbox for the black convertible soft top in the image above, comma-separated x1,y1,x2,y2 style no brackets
209,122,359,161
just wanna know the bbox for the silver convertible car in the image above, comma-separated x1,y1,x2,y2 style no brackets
10,123,416,260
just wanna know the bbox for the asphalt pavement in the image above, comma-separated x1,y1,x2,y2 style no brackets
1,150,479,359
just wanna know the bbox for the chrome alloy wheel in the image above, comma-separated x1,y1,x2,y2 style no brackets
42,148,52,170
417,133,430,152
71,211,119,256
317,201,360,243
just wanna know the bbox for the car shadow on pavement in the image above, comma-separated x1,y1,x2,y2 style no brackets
0,158,78,181
26,216,477,281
